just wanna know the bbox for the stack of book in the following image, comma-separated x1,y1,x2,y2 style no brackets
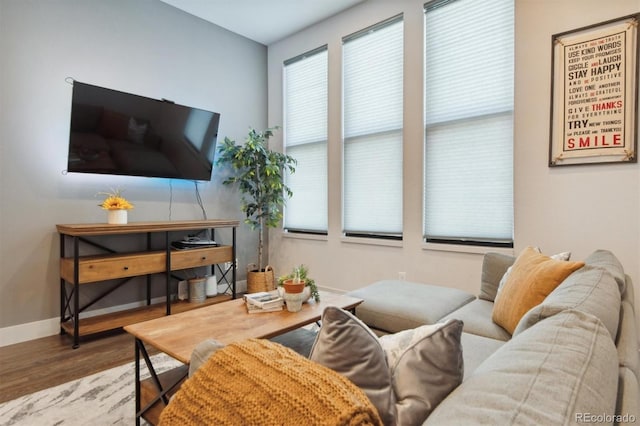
244,290,284,314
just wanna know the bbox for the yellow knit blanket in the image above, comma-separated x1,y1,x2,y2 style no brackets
158,339,382,426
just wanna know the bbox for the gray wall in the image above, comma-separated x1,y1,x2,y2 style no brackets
0,0,267,340
267,0,640,332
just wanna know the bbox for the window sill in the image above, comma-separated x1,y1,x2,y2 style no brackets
422,242,514,256
281,231,328,242
340,235,403,248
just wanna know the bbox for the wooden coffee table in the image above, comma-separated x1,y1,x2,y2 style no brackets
124,291,363,425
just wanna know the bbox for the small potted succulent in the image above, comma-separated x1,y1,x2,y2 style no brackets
278,265,320,302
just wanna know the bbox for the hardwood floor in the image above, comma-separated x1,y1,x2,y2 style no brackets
0,323,317,406
0,330,153,404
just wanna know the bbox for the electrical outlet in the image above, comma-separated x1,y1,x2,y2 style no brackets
398,272,406,281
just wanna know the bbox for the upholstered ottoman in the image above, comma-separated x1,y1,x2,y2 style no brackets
347,280,475,333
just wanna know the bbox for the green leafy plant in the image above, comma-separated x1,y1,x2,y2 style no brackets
216,127,296,271
278,264,320,302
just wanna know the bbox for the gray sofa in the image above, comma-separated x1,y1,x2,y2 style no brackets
348,249,639,425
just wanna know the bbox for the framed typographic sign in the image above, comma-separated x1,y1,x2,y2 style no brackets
549,14,639,166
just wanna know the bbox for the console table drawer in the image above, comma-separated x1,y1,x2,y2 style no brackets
171,246,232,270
61,252,166,284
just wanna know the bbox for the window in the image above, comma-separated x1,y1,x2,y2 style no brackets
283,46,328,233
343,15,404,238
423,0,514,247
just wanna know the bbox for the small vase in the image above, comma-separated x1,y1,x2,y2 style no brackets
107,209,128,225
283,291,306,312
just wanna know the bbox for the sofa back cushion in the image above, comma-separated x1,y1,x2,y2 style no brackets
425,310,619,425
479,252,515,302
585,249,626,295
622,276,634,307
492,247,585,334
513,265,621,339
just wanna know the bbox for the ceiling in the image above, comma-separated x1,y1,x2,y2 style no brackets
160,0,366,45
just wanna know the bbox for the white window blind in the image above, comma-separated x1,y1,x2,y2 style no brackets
283,46,328,232
343,16,403,237
424,0,514,245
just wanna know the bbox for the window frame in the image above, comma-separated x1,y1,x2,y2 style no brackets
341,14,405,240
422,0,514,249
282,44,329,235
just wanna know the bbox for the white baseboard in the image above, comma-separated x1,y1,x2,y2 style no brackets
0,280,247,348
0,317,61,348
318,285,346,295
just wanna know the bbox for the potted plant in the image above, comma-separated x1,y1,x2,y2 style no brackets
97,188,134,224
281,266,306,294
278,265,320,302
216,127,296,292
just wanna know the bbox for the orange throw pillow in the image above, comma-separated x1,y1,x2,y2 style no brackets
492,246,585,334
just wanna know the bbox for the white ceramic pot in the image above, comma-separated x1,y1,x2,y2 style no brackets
283,291,307,312
107,209,128,224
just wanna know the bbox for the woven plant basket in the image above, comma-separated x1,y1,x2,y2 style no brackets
246,264,275,293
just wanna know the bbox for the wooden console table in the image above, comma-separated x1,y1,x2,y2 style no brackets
57,219,238,348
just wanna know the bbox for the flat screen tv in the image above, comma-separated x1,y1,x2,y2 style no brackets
67,81,220,181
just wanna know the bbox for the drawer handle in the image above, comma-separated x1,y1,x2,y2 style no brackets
123,266,129,271
201,256,207,260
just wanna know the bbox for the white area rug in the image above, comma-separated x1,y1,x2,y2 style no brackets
0,353,181,426
0,329,318,426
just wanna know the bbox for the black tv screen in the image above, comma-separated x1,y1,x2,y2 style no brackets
67,81,220,181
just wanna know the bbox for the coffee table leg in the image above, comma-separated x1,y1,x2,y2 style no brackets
135,338,187,424
135,338,141,426
135,338,170,424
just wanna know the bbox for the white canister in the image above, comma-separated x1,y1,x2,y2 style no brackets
205,275,218,297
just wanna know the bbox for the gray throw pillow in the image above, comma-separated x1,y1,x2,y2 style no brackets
309,307,464,425
309,306,396,425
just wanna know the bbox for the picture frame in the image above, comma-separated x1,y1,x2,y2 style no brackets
549,14,639,166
